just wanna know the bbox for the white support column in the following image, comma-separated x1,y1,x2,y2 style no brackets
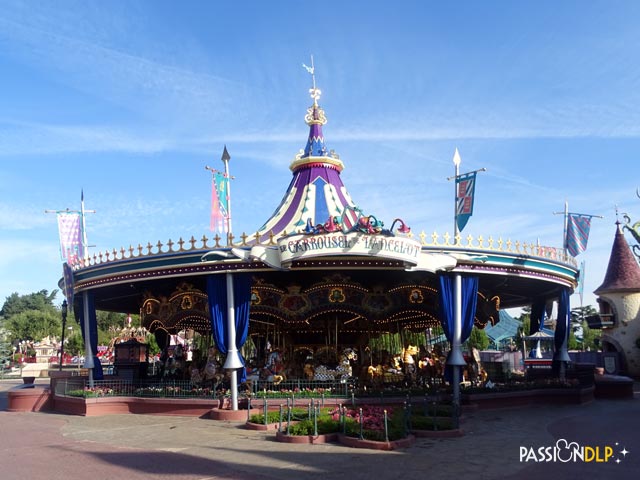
447,274,466,427
82,291,95,388
223,272,241,410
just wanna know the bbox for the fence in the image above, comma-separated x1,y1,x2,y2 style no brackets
54,378,218,399
250,378,354,398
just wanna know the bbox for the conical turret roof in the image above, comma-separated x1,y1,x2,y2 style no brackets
594,222,640,294
254,82,358,242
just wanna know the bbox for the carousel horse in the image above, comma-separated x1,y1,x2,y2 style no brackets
313,364,335,381
203,347,223,386
303,362,315,380
190,362,204,387
361,364,384,387
402,345,418,384
173,344,185,378
420,356,445,386
245,360,261,383
464,348,488,386
335,348,358,382
263,349,286,382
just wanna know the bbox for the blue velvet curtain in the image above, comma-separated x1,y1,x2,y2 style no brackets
461,276,479,344
207,275,228,356
438,275,479,345
530,299,545,335
438,275,454,341
553,287,570,364
438,275,479,382
75,292,103,380
206,273,252,383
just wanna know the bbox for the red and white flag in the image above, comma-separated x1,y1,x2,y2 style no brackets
340,206,362,233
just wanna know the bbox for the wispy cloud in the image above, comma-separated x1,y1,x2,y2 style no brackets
0,238,61,302
0,202,52,230
0,4,250,127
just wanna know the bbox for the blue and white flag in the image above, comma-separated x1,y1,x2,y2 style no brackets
565,213,592,256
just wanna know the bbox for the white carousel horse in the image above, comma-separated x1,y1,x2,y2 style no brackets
335,348,358,382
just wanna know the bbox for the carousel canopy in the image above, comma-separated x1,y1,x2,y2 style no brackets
254,84,358,243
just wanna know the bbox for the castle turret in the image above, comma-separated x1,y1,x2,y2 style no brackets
594,222,640,377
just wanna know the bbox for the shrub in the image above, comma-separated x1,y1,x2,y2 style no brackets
410,415,453,430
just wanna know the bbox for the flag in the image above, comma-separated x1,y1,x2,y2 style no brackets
63,262,75,305
578,260,586,306
340,206,362,233
565,213,592,256
210,171,229,233
455,171,477,232
57,212,83,265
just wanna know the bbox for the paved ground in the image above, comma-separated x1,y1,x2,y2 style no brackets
1,379,638,480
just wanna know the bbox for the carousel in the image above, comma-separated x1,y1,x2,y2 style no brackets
61,72,579,413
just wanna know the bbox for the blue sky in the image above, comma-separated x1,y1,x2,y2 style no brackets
2,0,640,312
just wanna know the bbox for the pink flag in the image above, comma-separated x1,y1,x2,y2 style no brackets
210,174,228,234
57,212,83,265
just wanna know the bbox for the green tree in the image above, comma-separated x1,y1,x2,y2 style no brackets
5,309,61,342
0,333,12,373
96,310,127,333
580,321,601,351
147,333,161,357
466,326,490,351
1,291,63,343
1,290,57,318
65,332,85,356
514,308,531,332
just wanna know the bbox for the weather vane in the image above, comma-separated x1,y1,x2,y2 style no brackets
302,55,321,104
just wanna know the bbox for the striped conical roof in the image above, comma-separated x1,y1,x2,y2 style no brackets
594,222,640,294
254,89,358,242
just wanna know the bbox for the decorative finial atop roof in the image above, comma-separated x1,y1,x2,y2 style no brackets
289,56,342,172
253,66,357,242
303,55,321,106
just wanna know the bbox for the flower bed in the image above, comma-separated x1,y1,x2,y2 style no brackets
253,387,334,399
65,384,218,398
268,404,443,449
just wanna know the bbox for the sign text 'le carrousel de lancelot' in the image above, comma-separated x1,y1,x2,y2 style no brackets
278,232,421,265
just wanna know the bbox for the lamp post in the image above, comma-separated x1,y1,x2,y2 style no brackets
59,300,68,371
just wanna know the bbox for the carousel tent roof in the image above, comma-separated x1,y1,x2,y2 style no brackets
594,222,640,295
523,330,554,341
484,311,521,345
254,84,358,242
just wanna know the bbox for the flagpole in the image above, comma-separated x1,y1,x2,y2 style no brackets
554,203,603,258
447,148,485,245
562,200,568,253
452,148,460,243
46,198,95,265
80,190,91,264
221,146,232,246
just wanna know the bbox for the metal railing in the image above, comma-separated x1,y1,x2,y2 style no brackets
55,378,219,399
250,378,354,398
